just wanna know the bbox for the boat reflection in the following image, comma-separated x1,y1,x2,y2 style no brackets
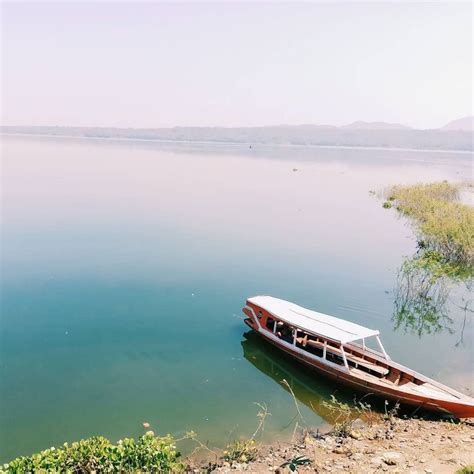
241,331,358,425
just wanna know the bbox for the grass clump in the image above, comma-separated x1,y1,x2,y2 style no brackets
1,432,183,473
223,439,258,463
280,455,311,471
386,181,474,275
321,395,373,438
383,400,400,423
457,465,474,474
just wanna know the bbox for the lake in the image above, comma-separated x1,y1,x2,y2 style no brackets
1,135,472,462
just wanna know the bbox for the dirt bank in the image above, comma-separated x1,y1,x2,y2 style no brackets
189,417,474,473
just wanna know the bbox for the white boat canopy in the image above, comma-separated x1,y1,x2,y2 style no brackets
248,296,380,344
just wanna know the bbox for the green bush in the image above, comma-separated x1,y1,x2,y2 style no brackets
457,465,474,474
1,432,184,473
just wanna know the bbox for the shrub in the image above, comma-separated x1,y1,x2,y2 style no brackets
1,432,184,473
457,465,474,474
382,201,392,209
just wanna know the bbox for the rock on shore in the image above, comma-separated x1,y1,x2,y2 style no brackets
192,418,474,473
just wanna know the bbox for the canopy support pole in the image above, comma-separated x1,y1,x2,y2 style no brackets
252,309,262,330
323,341,327,360
376,336,390,360
340,345,349,370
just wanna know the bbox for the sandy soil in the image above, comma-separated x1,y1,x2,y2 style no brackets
188,417,474,473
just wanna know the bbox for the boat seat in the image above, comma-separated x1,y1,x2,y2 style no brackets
344,352,389,376
304,339,341,353
397,373,415,386
352,361,389,376
304,339,389,376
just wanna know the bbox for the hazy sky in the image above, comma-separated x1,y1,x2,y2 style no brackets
1,2,472,129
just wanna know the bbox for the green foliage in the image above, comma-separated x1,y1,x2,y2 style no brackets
386,181,474,274
387,182,473,340
411,248,472,281
223,439,258,463
280,455,311,471
388,180,459,203
382,201,392,209
1,432,183,473
457,465,474,474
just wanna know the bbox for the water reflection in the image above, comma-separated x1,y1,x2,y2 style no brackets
393,258,452,336
241,331,355,425
393,255,472,342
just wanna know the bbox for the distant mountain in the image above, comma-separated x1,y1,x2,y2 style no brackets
274,124,338,130
1,123,472,151
342,121,413,130
440,116,474,131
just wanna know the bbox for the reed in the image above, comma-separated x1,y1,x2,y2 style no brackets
321,395,373,438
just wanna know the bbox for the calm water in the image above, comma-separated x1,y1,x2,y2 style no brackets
1,136,473,461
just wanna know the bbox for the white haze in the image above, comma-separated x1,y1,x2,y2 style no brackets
2,2,472,129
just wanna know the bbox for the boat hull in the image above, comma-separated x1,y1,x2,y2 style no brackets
243,317,474,418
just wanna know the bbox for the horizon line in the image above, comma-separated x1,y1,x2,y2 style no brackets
2,117,474,132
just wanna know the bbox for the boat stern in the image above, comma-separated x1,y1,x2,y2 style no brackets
242,304,259,330
445,400,474,419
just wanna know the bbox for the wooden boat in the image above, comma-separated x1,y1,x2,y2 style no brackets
242,296,474,418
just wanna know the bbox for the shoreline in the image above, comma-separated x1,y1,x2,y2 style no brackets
187,417,474,473
1,132,473,155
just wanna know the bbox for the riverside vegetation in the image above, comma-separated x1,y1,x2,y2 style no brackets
383,181,473,275
1,432,183,473
4,397,473,473
381,181,473,337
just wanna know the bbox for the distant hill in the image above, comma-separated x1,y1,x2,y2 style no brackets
440,116,474,131
342,121,412,130
1,123,472,152
275,123,338,130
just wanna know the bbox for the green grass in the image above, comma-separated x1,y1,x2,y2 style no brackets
321,395,374,438
280,455,311,472
457,465,474,474
223,439,258,463
385,181,474,277
1,432,183,473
